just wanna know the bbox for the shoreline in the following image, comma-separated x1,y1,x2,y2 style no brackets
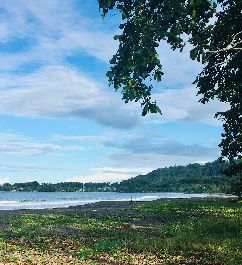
0,195,238,215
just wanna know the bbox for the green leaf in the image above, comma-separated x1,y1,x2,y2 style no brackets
113,35,121,40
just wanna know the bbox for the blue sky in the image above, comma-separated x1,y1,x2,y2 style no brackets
0,0,227,184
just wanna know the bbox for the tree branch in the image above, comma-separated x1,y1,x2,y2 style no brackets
207,31,242,54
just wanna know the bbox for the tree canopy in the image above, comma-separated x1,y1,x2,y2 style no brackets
115,159,234,194
98,0,242,171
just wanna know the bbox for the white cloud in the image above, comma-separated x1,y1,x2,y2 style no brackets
52,130,220,178
92,167,152,176
145,86,228,126
157,42,202,88
64,146,87,151
55,29,117,62
108,152,219,171
0,65,139,129
65,167,152,183
0,132,86,156
0,178,9,185
0,164,65,173
104,133,220,173
52,134,108,143
0,133,61,156
51,131,134,146
0,0,117,71
0,1,227,128
0,23,10,42
64,129,220,183
0,142,61,156
121,138,218,157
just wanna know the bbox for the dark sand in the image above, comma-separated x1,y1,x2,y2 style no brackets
0,195,238,216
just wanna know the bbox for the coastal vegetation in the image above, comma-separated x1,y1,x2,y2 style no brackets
0,199,241,264
115,159,234,193
99,0,242,176
0,160,239,194
0,181,112,193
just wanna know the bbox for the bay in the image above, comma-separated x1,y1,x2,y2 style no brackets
0,191,221,210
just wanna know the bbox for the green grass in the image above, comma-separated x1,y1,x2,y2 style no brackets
0,200,241,264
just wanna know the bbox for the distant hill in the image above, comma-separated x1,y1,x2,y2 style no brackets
114,160,234,193
0,160,236,193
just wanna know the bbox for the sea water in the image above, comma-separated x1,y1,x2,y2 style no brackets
0,191,216,210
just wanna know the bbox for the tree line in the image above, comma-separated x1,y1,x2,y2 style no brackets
0,181,112,192
0,160,240,194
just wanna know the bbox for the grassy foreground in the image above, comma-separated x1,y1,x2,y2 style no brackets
0,199,241,264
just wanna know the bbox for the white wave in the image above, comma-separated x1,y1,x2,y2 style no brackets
0,192,229,210
110,195,160,202
0,200,19,205
136,195,160,200
0,199,100,210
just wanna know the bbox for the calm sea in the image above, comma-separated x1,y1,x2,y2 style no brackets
0,191,214,210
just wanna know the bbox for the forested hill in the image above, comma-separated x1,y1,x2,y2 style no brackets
114,160,233,193
0,160,235,193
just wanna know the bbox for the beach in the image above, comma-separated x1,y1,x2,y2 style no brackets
0,195,238,215
0,197,241,264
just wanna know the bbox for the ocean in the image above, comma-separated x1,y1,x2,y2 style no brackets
0,191,216,210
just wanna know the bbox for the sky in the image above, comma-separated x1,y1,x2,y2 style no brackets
0,0,227,185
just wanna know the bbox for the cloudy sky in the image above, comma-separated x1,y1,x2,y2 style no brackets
0,0,226,184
